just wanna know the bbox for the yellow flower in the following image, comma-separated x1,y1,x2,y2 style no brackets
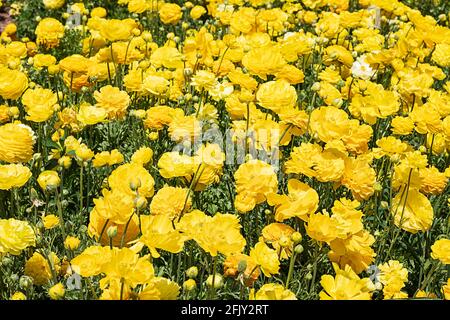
91,7,107,18
21,87,57,122
91,189,135,224
42,214,60,229
391,116,414,135
249,283,296,300
0,123,35,163
0,219,36,255
431,43,450,67
391,187,433,234
59,54,93,74
261,223,296,260
249,241,280,277
190,5,206,20
37,170,60,191
25,252,60,286
144,106,184,131
242,46,286,80
341,156,376,201
108,163,155,198
64,236,81,251
94,85,130,120
234,160,278,213
329,230,376,274
182,279,197,292
92,149,124,168
168,115,202,142
88,209,140,247
43,0,65,10
150,186,191,220
139,214,187,258
131,146,153,166
319,263,374,300
419,167,448,195
10,292,27,300
139,277,181,300
70,246,112,277
157,152,194,179
256,79,297,113
150,46,184,69
443,278,450,300
178,211,246,257
100,247,154,289
35,18,65,48
306,212,339,243
191,70,218,91
378,260,408,299
0,66,28,100
0,164,31,190
267,179,319,222
77,104,107,125
431,239,450,264
324,45,354,67
142,75,170,96
99,18,138,42
285,143,345,182
48,283,65,300
159,3,182,25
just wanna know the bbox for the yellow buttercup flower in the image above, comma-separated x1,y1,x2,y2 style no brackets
0,219,36,255
48,283,65,300
150,186,191,220
249,241,280,277
77,104,107,126
256,79,297,113
25,252,60,286
42,214,60,229
159,3,182,25
0,123,35,163
0,164,31,190
378,260,408,299
43,0,65,10
35,18,65,48
431,239,450,264
390,187,433,234
319,263,374,300
0,66,28,100
94,85,130,120
37,170,60,191
249,283,296,300
267,179,319,222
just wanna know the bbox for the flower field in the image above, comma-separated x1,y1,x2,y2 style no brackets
0,0,449,301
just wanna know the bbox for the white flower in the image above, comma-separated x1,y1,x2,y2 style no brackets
351,56,375,80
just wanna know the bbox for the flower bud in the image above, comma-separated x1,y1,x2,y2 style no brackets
294,244,304,254
19,276,33,290
291,232,302,244
107,226,118,239
186,266,198,279
206,274,224,289
237,260,247,273
183,279,197,291
48,283,65,300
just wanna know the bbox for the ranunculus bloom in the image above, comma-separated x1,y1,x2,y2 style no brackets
0,123,35,163
0,67,28,100
0,164,32,190
159,3,182,25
